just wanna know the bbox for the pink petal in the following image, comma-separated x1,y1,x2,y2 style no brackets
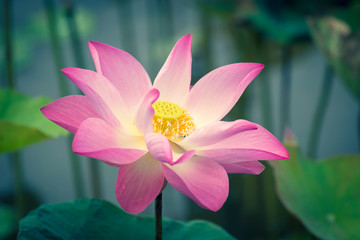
172,150,195,165
89,41,152,117
184,63,264,127
73,118,146,166
220,161,265,174
144,132,195,165
162,156,229,211
179,120,257,149
40,95,100,134
115,153,164,213
196,124,289,163
196,148,287,163
135,88,159,135
145,133,172,164
153,34,192,106
62,67,135,131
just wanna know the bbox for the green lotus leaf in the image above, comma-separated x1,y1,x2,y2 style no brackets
271,136,360,240
18,198,235,240
0,88,68,153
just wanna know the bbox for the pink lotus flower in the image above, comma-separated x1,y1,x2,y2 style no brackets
41,34,289,213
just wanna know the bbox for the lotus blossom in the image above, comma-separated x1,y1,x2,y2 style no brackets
41,34,289,213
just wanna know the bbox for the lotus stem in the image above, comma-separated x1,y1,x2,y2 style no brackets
63,0,86,69
260,73,273,130
66,137,85,198
307,64,334,159
259,41,273,131
44,0,85,198
201,12,214,73
115,0,137,56
155,193,162,240
13,152,25,219
63,0,102,198
4,0,26,220
44,0,70,96
279,45,292,139
89,159,101,198
4,0,14,89
261,42,279,235
358,109,360,151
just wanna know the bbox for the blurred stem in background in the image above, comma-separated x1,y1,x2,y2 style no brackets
157,0,174,39
44,0,85,199
307,64,334,159
157,0,175,67
279,45,292,138
227,22,298,238
259,43,273,131
115,0,138,57
4,0,14,89
44,0,70,96
63,0,86,68
225,22,282,238
12,152,25,220
201,13,214,72
4,0,25,220
63,0,101,199
238,30,265,235
258,40,281,238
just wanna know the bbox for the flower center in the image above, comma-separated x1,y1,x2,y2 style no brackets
152,101,195,142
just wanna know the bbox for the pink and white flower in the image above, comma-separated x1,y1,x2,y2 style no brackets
41,34,289,213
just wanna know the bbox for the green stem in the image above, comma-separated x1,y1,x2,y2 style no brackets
115,0,137,56
44,0,70,96
279,45,292,138
260,74,273,130
13,152,25,219
201,12,213,72
89,159,101,198
155,193,162,240
307,64,334,159
158,0,174,39
242,175,258,228
259,41,278,237
261,163,281,237
226,24,260,234
358,108,360,151
4,0,14,89
44,0,85,198
63,0,101,198
66,137,85,198
63,0,85,69
259,41,273,131
4,0,26,220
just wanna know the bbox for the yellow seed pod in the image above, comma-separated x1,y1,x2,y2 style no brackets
153,101,183,121
152,100,196,142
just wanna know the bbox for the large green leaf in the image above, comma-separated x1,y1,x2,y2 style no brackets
18,198,235,240
307,16,360,101
271,137,360,240
0,89,68,153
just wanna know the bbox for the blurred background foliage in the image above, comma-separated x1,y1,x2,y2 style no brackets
1,0,359,239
